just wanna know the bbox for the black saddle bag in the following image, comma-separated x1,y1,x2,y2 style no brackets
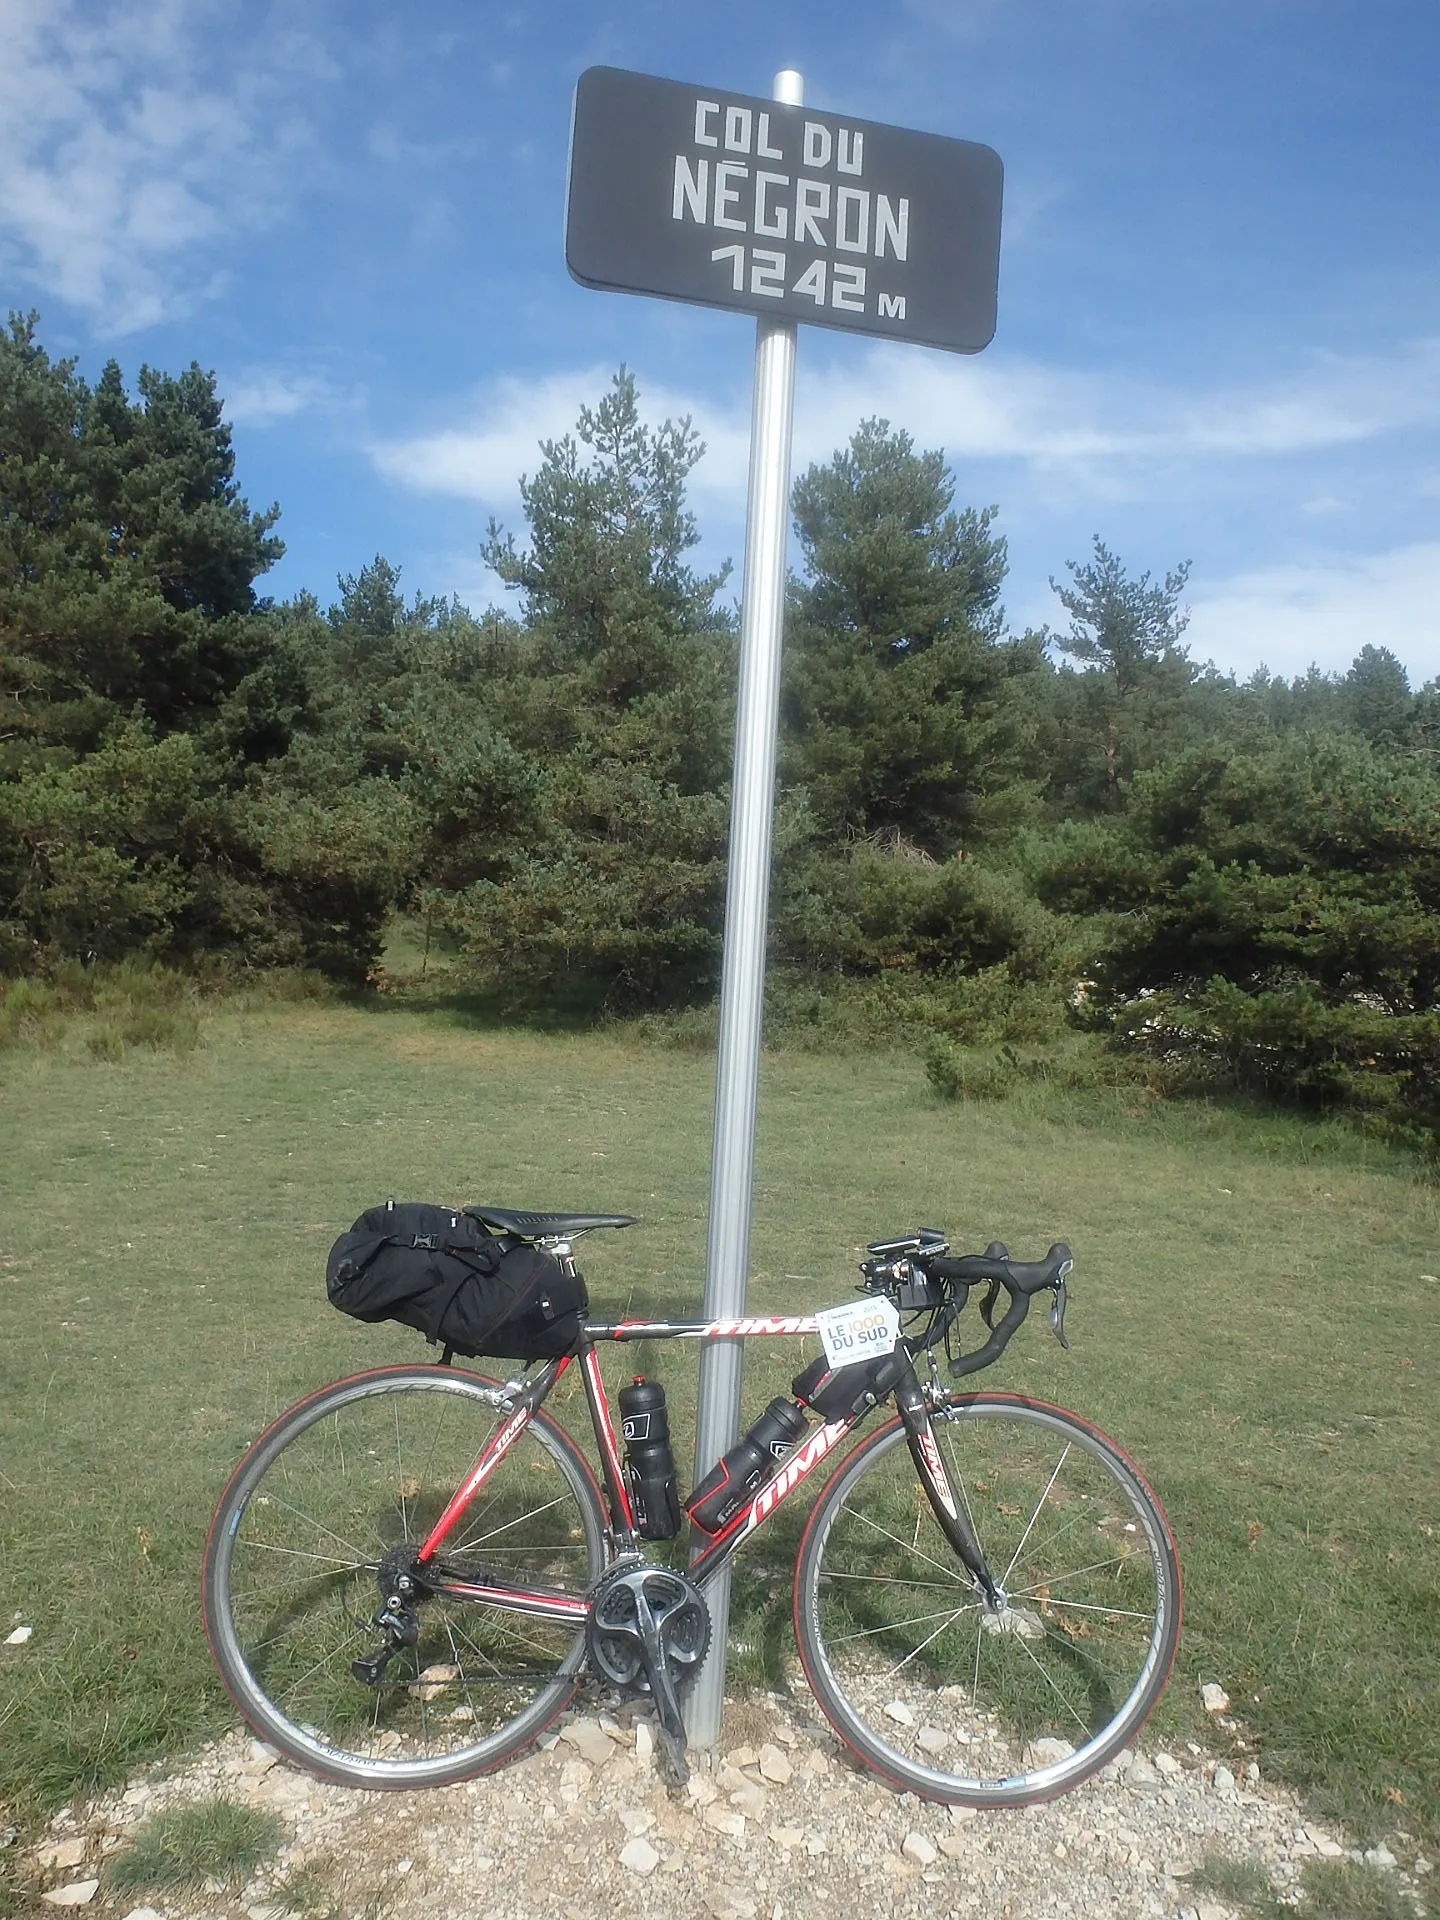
326,1201,587,1360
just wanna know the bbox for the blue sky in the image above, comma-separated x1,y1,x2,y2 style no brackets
3,0,1437,683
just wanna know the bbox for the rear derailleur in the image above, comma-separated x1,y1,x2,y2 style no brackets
350,1544,430,1687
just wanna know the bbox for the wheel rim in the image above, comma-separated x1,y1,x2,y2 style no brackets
801,1399,1176,1802
209,1373,604,1785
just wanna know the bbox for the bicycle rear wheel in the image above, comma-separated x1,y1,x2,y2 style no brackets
794,1393,1180,1806
203,1365,608,1789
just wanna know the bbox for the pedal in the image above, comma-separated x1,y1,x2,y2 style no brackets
655,1722,689,1792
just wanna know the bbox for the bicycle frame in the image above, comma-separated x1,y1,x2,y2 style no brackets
411,1311,972,1618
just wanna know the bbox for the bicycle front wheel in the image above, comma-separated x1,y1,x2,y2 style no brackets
203,1365,608,1789
794,1393,1180,1806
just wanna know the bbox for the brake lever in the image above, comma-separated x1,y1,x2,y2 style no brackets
1049,1277,1070,1350
979,1280,1001,1330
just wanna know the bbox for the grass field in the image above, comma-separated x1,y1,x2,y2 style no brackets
1,990,1437,1865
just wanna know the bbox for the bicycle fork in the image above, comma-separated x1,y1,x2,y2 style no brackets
895,1377,1003,1609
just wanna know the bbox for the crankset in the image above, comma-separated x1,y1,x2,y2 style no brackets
587,1565,712,1787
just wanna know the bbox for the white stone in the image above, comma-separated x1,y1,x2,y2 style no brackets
120,1909,162,1920
1200,1682,1230,1714
1211,1764,1236,1793
757,1743,792,1784
702,1804,747,1838
884,1700,915,1727
939,1835,969,1859
619,1837,661,1875
1154,1751,1183,1777
902,1831,939,1866
709,1893,757,1920
4,1625,32,1645
1024,1737,1076,1768
768,1826,804,1850
916,1726,949,1755
35,1839,87,1872
559,1717,615,1766
724,1745,758,1769
634,1720,654,1763
620,1809,656,1836
40,1883,100,1908
729,1783,768,1818
406,1661,460,1702
1364,1845,1398,1870
1128,1755,1160,1788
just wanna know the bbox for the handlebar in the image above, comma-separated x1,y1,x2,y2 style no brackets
862,1234,1073,1380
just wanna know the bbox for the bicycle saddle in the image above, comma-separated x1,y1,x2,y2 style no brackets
468,1206,637,1239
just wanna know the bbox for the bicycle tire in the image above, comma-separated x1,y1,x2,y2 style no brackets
203,1365,608,1789
793,1392,1180,1806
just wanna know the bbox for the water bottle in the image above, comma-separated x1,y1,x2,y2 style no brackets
619,1377,680,1540
686,1397,808,1534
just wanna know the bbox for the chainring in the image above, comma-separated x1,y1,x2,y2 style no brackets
586,1564,712,1697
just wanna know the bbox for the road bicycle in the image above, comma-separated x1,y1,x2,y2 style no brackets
203,1211,1181,1808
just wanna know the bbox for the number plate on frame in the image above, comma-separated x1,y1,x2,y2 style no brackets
815,1297,900,1369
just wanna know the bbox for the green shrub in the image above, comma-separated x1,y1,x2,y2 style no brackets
84,1024,127,1061
1110,979,1440,1151
924,1035,1025,1101
107,1800,285,1894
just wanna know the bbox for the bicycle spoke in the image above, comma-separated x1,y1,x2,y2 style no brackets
795,1398,1178,1806
825,1600,982,1646
1001,1444,1071,1587
206,1370,605,1788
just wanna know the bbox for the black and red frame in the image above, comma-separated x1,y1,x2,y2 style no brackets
411,1310,990,1622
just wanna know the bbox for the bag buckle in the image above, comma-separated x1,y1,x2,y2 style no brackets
411,1233,441,1251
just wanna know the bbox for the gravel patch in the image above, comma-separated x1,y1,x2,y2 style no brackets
25,1694,1433,1920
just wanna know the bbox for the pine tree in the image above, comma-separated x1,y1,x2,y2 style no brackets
0,316,411,979
781,418,1037,858
448,370,736,1008
0,313,285,760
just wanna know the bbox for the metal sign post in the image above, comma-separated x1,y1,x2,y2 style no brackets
682,69,803,1747
564,60,1002,1748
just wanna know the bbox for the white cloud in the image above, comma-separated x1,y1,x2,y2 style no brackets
1185,543,1440,684
223,369,341,426
369,367,753,518
791,335,1440,471
371,334,1440,524
0,0,332,332
369,368,613,501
